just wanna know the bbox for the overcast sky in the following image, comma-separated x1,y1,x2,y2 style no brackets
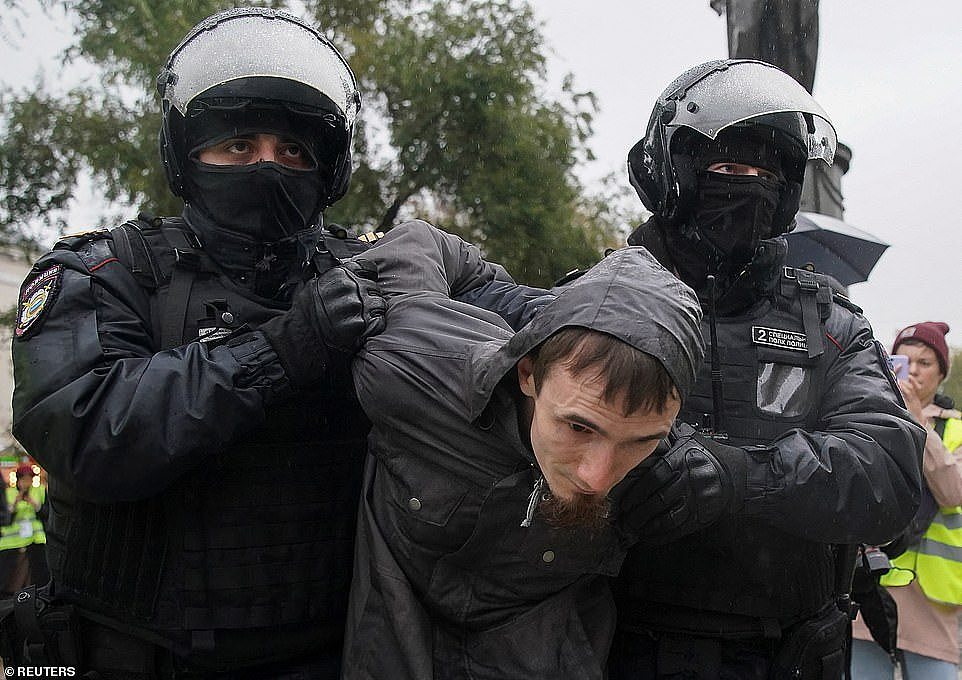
3,1,961,349
526,0,962,349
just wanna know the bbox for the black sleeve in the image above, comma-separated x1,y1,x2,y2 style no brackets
12,248,290,503
359,221,553,329
456,268,552,331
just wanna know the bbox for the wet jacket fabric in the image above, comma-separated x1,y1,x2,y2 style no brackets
616,220,924,638
343,222,703,679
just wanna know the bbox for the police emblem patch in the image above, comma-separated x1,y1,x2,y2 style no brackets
751,326,807,352
16,264,64,339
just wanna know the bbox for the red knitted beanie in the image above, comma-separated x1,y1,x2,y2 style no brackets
893,322,951,376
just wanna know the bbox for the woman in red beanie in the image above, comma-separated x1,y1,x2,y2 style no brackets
852,321,962,679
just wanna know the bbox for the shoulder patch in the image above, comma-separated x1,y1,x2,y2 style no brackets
357,231,385,243
15,264,64,339
59,228,108,240
55,229,113,254
554,268,588,287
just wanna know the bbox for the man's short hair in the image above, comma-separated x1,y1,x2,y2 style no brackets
527,327,677,414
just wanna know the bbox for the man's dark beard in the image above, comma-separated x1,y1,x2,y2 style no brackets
538,492,611,532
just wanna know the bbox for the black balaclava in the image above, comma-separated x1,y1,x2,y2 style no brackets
667,127,787,290
182,104,332,298
184,104,332,240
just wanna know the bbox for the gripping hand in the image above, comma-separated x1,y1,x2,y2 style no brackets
616,423,748,545
262,258,386,387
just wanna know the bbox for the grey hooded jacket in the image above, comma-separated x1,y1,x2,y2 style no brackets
343,221,703,679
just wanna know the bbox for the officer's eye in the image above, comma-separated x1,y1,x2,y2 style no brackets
224,140,253,154
277,142,313,169
568,422,592,434
757,168,778,181
280,144,303,158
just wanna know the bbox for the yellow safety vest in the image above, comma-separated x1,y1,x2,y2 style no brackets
0,485,46,551
881,417,962,604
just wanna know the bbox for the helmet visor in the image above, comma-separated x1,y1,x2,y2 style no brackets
666,60,837,165
164,10,359,125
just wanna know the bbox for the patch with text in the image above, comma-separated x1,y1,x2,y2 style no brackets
752,325,807,352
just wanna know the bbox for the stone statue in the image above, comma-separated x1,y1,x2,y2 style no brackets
710,0,819,93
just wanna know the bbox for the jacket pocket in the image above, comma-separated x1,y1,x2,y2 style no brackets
375,448,471,555
434,579,611,680
754,346,820,419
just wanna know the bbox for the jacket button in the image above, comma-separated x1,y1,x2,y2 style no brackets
408,498,422,511
542,550,555,563
221,312,234,325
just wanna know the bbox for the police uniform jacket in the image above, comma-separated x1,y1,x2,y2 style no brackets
343,224,703,680
616,220,925,637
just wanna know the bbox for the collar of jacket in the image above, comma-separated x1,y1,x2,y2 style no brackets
627,217,785,315
468,369,540,467
183,205,321,299
465,247,705,421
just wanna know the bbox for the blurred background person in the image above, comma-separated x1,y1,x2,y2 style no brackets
0,463,46,597
851,321,962,679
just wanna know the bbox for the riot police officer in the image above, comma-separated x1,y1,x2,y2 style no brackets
9,8,387,677
608,59,924,679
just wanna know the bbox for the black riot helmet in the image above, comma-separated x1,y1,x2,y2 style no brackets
627,59,836,235
157,7,361,220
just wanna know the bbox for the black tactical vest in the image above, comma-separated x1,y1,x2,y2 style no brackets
45,217,372,665
618,267,843,638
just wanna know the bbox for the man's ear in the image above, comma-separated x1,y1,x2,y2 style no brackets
517,355,537,398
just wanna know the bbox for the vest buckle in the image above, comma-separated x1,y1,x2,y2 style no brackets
173,248,202,270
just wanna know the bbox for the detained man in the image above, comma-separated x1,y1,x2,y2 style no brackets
340,221,717,679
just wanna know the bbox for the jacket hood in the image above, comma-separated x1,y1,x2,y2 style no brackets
467,247,705,420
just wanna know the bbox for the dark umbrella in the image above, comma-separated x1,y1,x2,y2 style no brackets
785,211,889,287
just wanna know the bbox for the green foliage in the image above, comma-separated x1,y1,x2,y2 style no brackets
323,0,626,283
941,347,962,407
0,88,80,248
1,0,634,285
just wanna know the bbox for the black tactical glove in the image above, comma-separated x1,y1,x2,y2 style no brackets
615,423,749,545
261,258,386,388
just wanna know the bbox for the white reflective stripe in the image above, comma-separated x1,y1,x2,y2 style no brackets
932,511,962,530
916,537,962,563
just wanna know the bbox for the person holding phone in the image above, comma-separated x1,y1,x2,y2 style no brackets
851,321,962,679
